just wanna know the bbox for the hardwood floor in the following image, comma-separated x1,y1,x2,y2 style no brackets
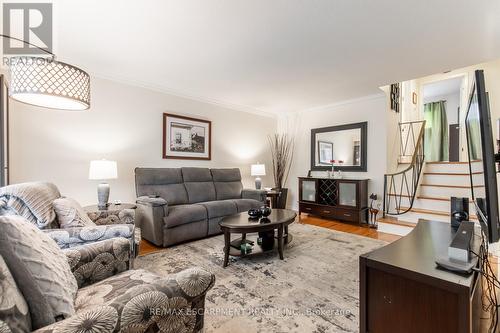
138,214,401,256
299,214,402,243
139,239,164,256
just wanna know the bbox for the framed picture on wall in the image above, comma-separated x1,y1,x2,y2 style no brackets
163,113,211,160
317,141,333,165
0,75,9,186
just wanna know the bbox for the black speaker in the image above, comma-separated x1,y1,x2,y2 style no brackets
450,197,469,229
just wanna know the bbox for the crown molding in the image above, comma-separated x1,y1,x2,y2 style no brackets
90,72,278,119
90,71,386,119
298,92,386,114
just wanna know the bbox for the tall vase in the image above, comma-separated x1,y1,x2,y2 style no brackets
272,187,288,209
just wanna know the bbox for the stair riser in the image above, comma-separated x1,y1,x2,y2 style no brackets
422,174,481,186
396,212,450,224
425,163,470,173
386,195,477,213
412,199,477,214
397,213,480,225
419,186,473,198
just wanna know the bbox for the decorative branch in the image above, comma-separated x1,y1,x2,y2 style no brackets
268,133,294,189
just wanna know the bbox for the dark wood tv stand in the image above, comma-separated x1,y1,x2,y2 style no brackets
360,220,485,333
298,177,368,224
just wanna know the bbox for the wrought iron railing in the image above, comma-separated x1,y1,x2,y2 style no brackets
383,120,426,216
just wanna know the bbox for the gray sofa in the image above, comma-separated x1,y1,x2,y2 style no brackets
135,167,266,247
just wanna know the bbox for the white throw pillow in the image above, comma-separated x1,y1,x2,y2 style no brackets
53,197,96,228
0,216,78,329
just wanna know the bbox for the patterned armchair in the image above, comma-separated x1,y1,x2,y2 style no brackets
35,238,215,333
0,182,140,258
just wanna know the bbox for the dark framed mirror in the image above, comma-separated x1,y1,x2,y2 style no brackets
311,121,367,172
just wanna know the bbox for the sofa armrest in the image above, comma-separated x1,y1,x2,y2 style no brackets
43,224,135,249
241,189,267,203
137,195,168,207
33,267,215,333
136,196,169,247
63,237,130,288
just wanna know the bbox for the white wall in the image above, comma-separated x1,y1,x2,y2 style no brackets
281,96,387,210
9,76,277,205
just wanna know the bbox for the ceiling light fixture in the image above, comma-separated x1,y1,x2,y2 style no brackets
1,34,90,110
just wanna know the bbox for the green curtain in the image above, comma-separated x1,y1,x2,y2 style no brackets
424,101,449,161
468,118,482,160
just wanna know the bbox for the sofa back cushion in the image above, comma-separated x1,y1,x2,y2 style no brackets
0,216,78,329
0,255,32,333
181,168,216,203
211,168,243,200
0,182,61,229
135,168,188,206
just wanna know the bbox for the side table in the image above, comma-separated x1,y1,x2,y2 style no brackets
266,190,280,208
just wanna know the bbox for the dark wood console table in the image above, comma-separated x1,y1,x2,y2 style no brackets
298,177,368,224
360,220,485,333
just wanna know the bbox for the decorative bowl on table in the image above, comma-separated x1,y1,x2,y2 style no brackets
248,208,262,219
259,206,272,217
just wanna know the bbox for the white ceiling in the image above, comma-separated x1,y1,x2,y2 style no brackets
423,77,462,100
47,1,500,114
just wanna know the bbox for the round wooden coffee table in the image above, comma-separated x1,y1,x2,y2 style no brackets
219,209,297,267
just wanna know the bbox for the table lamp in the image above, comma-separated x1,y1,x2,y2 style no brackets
89,159,118,209
251,163,266,190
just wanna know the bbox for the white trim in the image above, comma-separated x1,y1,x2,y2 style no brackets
298,93,386,114
90,72,278,119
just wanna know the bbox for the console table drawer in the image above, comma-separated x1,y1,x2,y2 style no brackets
300,203,336,218
333,208,358,222
299,203,320,214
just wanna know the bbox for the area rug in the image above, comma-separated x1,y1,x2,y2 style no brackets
135,222,387,333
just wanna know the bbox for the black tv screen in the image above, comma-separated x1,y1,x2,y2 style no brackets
465,70,499,243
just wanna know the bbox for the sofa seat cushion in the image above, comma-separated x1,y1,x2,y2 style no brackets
163,204,207,228
74,269,160,313
198,200,237,219
231,199,262,212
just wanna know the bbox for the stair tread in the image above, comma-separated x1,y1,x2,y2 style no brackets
426,160,481,165
400,206,478,220
387,194,473,202
377,216,416,227
423,172,482,176
420,183,482,188
416,196,474,202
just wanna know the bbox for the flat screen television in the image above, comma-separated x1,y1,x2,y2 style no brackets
465,69,499,243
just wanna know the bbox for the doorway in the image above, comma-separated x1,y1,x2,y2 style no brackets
422,76,464,162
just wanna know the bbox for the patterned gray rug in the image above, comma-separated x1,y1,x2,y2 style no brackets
136,222,386,333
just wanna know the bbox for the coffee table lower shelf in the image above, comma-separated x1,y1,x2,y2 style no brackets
227,233,293,257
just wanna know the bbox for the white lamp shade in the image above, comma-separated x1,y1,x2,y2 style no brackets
89,160,118,180
251,164,266,176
